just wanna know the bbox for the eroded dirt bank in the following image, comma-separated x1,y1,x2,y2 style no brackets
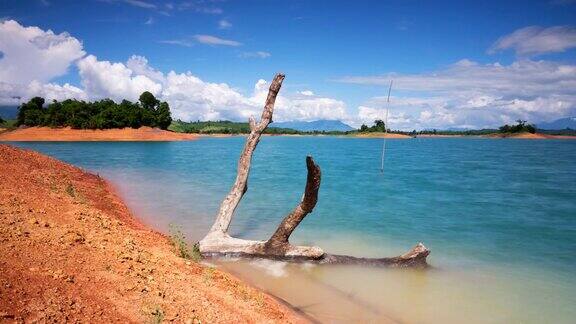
0,144,305,323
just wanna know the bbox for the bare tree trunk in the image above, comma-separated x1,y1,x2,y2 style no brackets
199,72,430,268
207,73,285,236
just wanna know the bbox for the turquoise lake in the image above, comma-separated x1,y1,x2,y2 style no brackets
8,137,576,323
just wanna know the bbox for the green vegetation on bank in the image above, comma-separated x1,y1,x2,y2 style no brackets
168,224,201,261
16,91,172,130
169,120,351,135
498,120,537,134
0,118,17,130
539,129,576,136
359,119,388,133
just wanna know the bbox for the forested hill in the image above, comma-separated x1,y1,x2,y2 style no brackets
15,92,172,130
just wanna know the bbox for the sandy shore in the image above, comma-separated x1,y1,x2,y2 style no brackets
0,144,306,323
0,126,198,141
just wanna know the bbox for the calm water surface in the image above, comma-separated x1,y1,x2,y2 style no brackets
9,137,576,323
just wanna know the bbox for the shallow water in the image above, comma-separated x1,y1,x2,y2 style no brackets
8,137,576,323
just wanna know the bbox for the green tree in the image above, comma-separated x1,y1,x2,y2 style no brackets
17,97,45,126
139,91,159,111
374,119,386,131
155,101,172,130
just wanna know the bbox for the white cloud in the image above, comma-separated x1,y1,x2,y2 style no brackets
158,39,193,47
340,59,576,96
27,81,86,102
124,0,156,9
194,34,242,46
249,80,347,122
0,20,347,123
162,71,257,121
144,17,154,25
341,59,576,129
218,19,232,29
239,51,271,59
489,26,576,56
69,53,347,122
77,55,162,102
126,55,165,83
0,80,86,105
0,20,85,84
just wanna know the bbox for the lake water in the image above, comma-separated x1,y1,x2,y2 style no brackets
8,137,576,323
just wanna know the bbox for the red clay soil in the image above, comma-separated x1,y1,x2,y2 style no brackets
0,126,198,141
0,144,306,323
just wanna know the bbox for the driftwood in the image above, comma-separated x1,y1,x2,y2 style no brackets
198,73,430,268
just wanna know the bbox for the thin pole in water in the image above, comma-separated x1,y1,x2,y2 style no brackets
380,80,393,173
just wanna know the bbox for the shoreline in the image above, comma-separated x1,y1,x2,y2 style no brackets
0,126,198,142
0,144,306,323
1,126,574,142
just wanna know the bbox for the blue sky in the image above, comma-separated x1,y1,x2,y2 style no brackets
1,0,576,129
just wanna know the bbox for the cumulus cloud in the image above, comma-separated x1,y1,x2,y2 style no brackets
194,34,242,46
126,55,165,83
0,81,85,105
0,20,348,123
0,20,86,104
489,26,576,56
341,59,576,129
77,55,162,102
0,20,85,84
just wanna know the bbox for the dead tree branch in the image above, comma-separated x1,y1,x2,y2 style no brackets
198,72,430,268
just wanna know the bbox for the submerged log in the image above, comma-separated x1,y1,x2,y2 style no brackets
198,72,430,268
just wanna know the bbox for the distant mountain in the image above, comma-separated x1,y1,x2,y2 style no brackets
270,120,354,132
0,106,18,119
538,117,576,130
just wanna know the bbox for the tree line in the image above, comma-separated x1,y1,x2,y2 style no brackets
171,120,312,135
16,91,172,130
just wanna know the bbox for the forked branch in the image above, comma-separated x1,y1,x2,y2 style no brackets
199,72,430,268
264,156,321,254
